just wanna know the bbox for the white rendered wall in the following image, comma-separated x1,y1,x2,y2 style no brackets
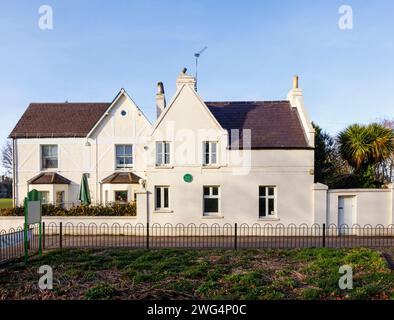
144,83,315,226
327,188,393,226
14,91,152,206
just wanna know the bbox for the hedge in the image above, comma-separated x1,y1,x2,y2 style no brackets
0,203,136,217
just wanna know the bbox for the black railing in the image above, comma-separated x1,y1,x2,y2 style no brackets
1,223,394,264
0,225,41,264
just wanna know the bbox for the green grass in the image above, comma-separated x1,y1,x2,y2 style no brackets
0,248,393,300
0,199,12,209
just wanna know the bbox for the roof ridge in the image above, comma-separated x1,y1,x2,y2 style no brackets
205,100,289,104
29,102,111,105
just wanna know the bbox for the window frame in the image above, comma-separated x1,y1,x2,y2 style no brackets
258,186,277,218
115,145,133,170
156,141,171,166
155,186,170,211
39,191,50,204
56,191,65,209
41,145,58,170
202,141,218,166
203,186,221,216
114,190,128,203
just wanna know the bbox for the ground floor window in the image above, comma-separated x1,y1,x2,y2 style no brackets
56,191,65,208
39,191,50,204
114,191,128,203
259,186,276,218
155,186,169,210
203,186,220,216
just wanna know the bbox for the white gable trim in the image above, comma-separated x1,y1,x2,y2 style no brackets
151,84,226,136
87,89,152,138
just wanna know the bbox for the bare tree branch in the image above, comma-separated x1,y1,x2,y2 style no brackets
1,140,12,176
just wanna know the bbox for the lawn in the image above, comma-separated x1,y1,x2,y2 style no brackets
0,198,12,209
0,248,393,300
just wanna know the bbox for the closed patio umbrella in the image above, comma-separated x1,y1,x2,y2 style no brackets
78,174,91,205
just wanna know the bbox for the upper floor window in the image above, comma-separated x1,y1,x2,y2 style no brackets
156,142,170,166
41,145,58,169
259,186,276,218
116,145,133,169
203,141,217,166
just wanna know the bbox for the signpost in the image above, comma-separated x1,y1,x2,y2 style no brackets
24,189,42,264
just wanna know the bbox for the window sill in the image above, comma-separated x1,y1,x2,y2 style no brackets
153,209,173,213
155,165,174,169
202,215,224,219
258,217,280,222
202,165,221,169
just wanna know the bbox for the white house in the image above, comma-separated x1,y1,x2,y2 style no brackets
10,89,151,207
9,70,394,227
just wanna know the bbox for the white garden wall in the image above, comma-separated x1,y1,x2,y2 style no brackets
327,187,394,226
0,216,138,233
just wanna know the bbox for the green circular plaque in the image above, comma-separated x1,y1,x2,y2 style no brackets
183,174,193,183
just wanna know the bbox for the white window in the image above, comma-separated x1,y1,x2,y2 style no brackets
155,186,169,210
203,186,220,216
104,190,109,205
56,191,65,209
116,145,133,169
39,191,50,204
203,141,217,166
156,142,170,166
114,190,128,203
259,186,276,218
41,145,58,169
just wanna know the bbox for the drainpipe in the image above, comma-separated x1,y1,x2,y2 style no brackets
95,138,99,205
12,138,17,207
99,182,103,206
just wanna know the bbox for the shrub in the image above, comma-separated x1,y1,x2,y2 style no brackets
0,202,136,217
85,283,116,300
0,206,24,216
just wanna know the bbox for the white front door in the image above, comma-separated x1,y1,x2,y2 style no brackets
338,196,355,235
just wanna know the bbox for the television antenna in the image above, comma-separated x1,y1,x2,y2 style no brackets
194,46,208,91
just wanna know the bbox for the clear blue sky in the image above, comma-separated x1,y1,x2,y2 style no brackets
1,0,394,172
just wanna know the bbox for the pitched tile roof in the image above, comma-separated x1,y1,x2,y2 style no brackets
206,101,309,149
28,172,71,185
101,172,142,184
9,103,111,138
10,99,310,149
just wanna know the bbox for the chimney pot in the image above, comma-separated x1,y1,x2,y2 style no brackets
293,75,299,89
157,82,164,94
156,81,166,118
176,68,196,90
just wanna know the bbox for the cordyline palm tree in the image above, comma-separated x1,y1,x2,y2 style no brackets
338,123,394,183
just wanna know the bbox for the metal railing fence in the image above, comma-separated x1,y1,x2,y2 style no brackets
1,223,393,264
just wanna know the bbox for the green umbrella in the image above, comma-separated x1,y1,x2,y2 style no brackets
78,174,91,205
